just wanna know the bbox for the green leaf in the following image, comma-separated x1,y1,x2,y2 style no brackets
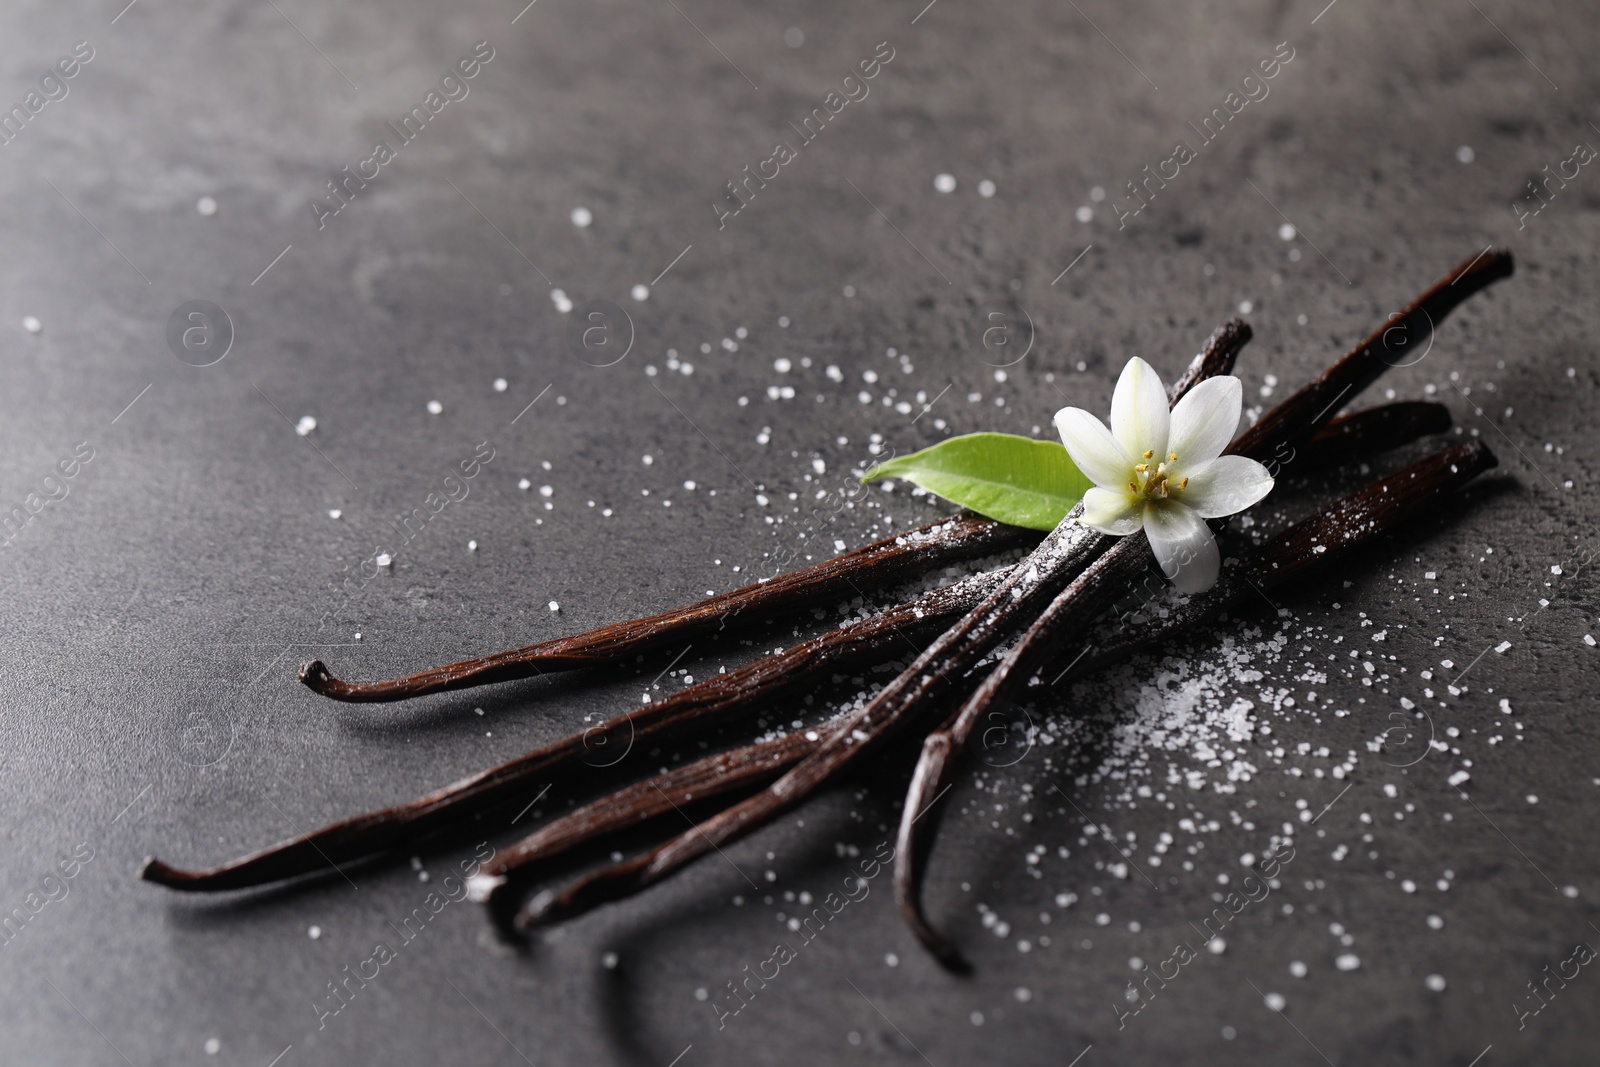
861,432,1093,531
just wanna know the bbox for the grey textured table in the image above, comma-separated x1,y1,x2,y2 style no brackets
0,1,1595,1064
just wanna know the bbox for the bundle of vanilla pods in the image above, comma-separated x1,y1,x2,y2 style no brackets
143,250,1511,966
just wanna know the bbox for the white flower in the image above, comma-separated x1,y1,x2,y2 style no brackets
1054,357,1273,594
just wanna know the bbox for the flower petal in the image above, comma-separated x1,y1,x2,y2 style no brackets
1054,407,1133,489
1143,500,1219,594
1080,486,1143,535
1180,455,1275,518
1167,376,1242,466
1110,357,1169,462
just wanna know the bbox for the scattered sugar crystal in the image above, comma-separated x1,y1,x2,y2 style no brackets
1425,973,1447,991
197,196,218,216
1264,992,1286,1012
375,554,393,567
295,415,317,436
1335,953,1360,971
308,925,321,939
602,951,619,969
1277,223,1296,241
1456,145,1474,163
631,284,650,301
1289,960,1307,977
978,179,997,197
570,206,592,227
1427,915,1443,929
1495,641,1512,654
548,601,560,612
493,378,508,392
205,1038,220,1055
22,316,41,333
328,509,341,520
934,173,957,193
426,400,443,415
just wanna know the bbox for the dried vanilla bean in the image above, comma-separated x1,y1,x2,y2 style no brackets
143,253,1503,922
299,513,1036,703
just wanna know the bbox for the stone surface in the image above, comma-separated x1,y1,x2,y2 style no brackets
0,1,1595,1064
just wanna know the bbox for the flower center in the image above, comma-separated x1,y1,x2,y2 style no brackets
1129,450,1190,500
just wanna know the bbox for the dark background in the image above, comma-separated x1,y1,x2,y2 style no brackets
0,0,1595,1064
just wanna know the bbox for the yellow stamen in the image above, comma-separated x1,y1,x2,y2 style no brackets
1143,449,1155,459
1168,452,1177,462
1180,476,1189,490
